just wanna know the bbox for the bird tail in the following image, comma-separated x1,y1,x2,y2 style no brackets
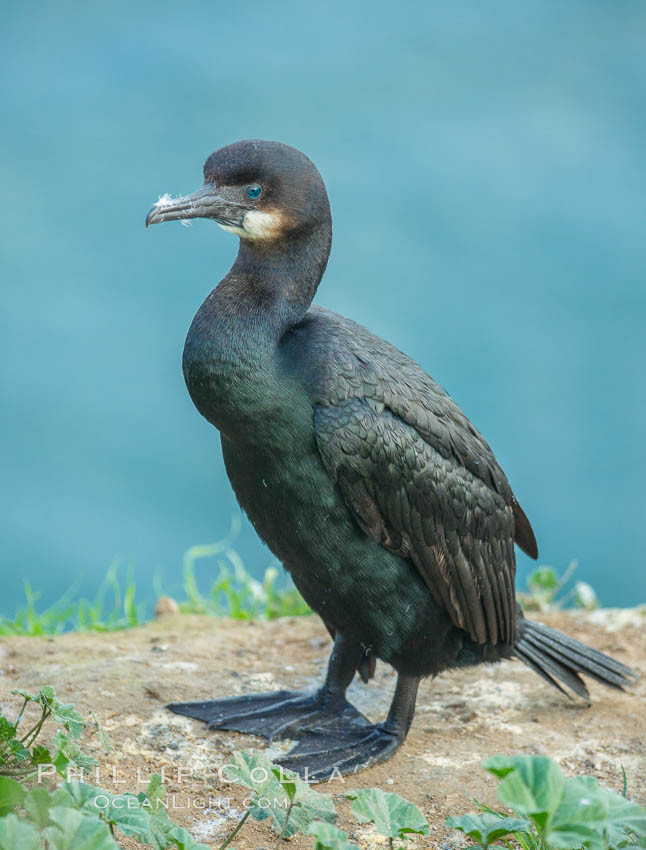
513,617,637,701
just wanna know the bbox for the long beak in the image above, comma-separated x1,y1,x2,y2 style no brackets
145,183,245,228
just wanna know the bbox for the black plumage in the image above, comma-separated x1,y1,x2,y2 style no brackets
146,140,636,780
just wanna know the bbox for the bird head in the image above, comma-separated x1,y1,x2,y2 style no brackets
145,139,330,244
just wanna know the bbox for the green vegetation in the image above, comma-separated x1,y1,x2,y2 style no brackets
345,787,429,845
0,686,428,849
1,687,644,849
178,543,310,620
0,563,147,637
2,556,599,637
0,687,95,782
0,686,210,849
0,525,310,636
217,748,427,849
446,754,646,849
518,561,599,613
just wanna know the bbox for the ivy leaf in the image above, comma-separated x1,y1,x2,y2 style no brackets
44,806,119,850
51,730,98,775
223,748,284,823
164,824,212,850
59,781,205,848
599,786,646,849
0,717,18,743
445,812,532,845
63,780,166,845
23,787,74,828
272,765,296,801
31,744,52,764
52,749,70,777
61,781,112,813
545,776,608,850
308,821,361,850
136,813,212,850
346,788,429,839
40,686,56,703
49,701,85,740
88,711,113,754
104,794,152,839
483,754,565,830
10,689,39,703
0,812,42,850
142,817,182,850
7,739,31,762
288,780,337,836
138,772,167,819
0,776,26,816
144,772,165,804
225,749,336,837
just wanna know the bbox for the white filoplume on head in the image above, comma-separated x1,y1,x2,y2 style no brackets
154,193,174,207
152,193,192,226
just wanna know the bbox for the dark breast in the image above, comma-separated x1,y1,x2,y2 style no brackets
182,299,285,439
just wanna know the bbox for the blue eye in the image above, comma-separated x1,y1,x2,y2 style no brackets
247,185,262,199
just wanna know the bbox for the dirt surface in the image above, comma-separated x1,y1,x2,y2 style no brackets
1,609,644,848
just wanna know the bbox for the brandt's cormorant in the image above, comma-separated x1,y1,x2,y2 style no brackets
146,140,635,780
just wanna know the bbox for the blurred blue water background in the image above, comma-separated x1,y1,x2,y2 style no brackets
2,0,645,615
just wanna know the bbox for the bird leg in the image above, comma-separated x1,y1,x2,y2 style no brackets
277,671,420,781
168,639,420,782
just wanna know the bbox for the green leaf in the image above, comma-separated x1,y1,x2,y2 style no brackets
164,823,212,849
0,717,18,742
272,765,296,800
88,712,113,754
288,780,337,836
223,748,285,823
600,786,646,849
546,776,608,849
145,772,165,803
483,754,565,830
61,781,112,813
142,818,180,850
134,812,211,850
50,701,85,740
51,730,98,775
445,812,532,845
346,788,428,839
31,744,52,764
8,739,32,762
60,779,210,850
52,748,71,777
528,567,559,594
138,772,167,819
104,794,152,838
24,787,74,828
44,806,119,850
224,749,336,837
0,776,26,816
62,781,160,844
10,689,39,703
308,821,361,850
0,812,41,850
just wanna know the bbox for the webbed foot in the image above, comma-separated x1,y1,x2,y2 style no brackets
167,639,420,782
167,689,370,742
277,721,402,781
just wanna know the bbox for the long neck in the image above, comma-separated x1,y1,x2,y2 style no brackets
183,218,331,433
214,218,332,342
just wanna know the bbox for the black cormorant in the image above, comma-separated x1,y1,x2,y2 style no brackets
146,140,635,780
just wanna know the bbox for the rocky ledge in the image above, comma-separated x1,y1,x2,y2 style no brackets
0,608,644,848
